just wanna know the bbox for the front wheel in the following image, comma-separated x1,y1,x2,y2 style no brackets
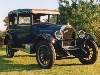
36,41,56,69
79,41,98,64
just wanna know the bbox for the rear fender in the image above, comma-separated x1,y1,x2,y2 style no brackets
4,33,13,45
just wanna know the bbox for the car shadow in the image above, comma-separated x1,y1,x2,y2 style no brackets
0,55,12,64
0,55,42,72
55,56,88,66
14,54,36,57
55,63,84,66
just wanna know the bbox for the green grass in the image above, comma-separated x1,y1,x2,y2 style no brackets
0,48,100,75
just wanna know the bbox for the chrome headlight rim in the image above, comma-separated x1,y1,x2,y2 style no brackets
54,31,62,40
78,30,86,38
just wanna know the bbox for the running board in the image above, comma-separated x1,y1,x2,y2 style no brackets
63,46,79,50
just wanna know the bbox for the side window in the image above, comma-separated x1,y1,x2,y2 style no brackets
40,15,48,23
19,16,31,24
14,17,17,24
49,15,57,24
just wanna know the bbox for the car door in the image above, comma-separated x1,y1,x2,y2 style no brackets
12,24,32,43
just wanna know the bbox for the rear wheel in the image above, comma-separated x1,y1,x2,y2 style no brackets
36,41,56,69
79,41,98,64
6,39,15,58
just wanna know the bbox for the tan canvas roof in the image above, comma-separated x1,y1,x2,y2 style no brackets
32,9,60,15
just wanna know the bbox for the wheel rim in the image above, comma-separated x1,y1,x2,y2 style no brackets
83,42,95,60
38,45,51,66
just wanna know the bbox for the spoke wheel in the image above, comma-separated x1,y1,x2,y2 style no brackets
79,41,98,64
36,41,56,69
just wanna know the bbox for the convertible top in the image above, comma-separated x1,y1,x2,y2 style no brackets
8,9,60,15
32,9,60,15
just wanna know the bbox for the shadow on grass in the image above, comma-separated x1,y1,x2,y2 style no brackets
14,54,36,57
55,63,84,66
0,55,42,72
0,55,12,64
0,48,5,51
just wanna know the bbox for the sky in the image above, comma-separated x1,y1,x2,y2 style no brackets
0,0,59,31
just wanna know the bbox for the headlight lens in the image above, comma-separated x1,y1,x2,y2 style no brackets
78,30,86,38
55,31,62,40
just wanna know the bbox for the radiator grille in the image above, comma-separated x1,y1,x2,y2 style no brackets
62,27,75,47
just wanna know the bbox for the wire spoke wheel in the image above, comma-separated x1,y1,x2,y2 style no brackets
38,46,51,65
36,41,56,69
79,41,98,64
83,46,94,60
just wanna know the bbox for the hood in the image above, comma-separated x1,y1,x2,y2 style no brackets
32,23,62,33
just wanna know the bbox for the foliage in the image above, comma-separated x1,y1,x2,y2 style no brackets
59,0,100,45
3,16,9,26
0,31,4,46
59,0,72,25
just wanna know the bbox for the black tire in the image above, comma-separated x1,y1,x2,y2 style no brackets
6,39,15,58
79,41,98,64
36,41,56,69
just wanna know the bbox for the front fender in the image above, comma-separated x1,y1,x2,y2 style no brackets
76,33,96,46
85,34,96,42
32,33,55,53
37,33,54,43
4,33,13,45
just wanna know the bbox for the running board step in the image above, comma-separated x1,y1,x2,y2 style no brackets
63,46,79,50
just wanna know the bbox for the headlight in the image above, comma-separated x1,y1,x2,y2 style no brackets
55,31,62,40
78,30,86,38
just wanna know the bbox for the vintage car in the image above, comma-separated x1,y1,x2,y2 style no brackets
4,9,98,69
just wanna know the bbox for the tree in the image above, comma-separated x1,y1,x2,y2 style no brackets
3,16,9,26
59,0,72,24
59,0,100,45
59,0,83,29
0,31,4,46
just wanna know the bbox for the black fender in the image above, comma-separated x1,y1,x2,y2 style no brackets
4,33,13,45
84,40,98,48
76,33,96,47
32,33,55,53
77,33,98,53
85,34,97,47
36,33,54,43
85,33,96,42
4,32,18,45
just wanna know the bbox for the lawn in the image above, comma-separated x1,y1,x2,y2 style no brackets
0,47,100,75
